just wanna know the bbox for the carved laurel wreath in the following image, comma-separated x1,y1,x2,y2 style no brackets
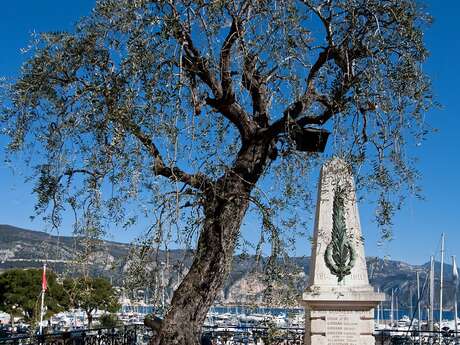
324,186,356,282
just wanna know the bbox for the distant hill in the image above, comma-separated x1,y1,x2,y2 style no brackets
0,224,457,309
0,224,131,260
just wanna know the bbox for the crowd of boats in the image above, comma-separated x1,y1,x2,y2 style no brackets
3,306,460,335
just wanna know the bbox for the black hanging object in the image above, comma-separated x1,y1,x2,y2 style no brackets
291,127,330,152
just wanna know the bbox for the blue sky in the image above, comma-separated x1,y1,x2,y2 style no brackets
0,1,459,265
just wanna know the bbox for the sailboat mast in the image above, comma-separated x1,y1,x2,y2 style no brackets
381,293,384,321
409,287,413,317
417,271,421,345
429,255,434,332
377,287,380,326
439,233,445,324
453,255,458,335
391,288,394,326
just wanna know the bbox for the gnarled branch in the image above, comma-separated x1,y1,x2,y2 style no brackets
170,4,255,141
220,17,241,104
242,54,269,127
116,115,212,192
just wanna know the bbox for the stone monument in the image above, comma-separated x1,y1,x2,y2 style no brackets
301,158,384,345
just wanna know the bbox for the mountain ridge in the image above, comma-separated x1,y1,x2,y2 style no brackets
0,224,457,309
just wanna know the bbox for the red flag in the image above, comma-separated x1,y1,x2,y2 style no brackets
42,264,47,291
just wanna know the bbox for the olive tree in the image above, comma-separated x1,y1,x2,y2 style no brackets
63,277,119,328
1,0,433,344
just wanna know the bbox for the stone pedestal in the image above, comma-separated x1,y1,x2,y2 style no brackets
301,158,384,345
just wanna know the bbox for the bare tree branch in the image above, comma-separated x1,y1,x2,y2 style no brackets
265,0,358,140
242,54,269,127
116,116,212,192
220,17,240,104
266,73,350,139
170,4,255,141
301,0,334,46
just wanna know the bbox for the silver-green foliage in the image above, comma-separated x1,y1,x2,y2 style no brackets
1,0,433,269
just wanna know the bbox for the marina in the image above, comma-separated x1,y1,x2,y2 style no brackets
3,304,460,336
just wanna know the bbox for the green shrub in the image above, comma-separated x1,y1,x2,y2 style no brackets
99,313,121,328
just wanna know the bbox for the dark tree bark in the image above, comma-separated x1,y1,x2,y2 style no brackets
153,140,272,345
87,311,93,329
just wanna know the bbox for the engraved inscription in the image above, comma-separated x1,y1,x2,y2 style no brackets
316,272,326,279
326,312,359,345
350,273,365,280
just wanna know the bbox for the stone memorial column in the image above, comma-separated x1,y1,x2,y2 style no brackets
301,158,384,345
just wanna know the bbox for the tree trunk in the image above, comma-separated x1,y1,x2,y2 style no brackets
155,187,249,344
152,140,271,345
87,312,93,329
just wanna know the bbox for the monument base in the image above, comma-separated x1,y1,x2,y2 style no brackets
301,287,384,345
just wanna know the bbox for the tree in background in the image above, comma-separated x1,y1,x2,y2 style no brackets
99,313,122,328
0,269,68,326
63,277,119,328
1,0,433,343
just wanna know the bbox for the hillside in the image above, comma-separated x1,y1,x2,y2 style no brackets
0,224,457,309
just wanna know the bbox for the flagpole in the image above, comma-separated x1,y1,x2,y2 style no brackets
39,263,47,335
